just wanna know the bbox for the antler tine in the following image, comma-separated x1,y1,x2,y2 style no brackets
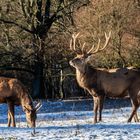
87,44,95,54
72,32,80,51
81,42,86,53
69,39,73,50
35,100,42,111
90,38,101,54
88,31,111,54
99,31,111,51
72,32,80,38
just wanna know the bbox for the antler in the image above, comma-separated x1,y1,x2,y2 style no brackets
87,31,111,54
70,33,80,51
34,100,42,111
70,31,111,55
70,32,86,53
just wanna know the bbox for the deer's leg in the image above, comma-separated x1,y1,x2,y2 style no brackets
98,95,105,122
134,113,139,122
7,102,16,127
130,99,139,122
128,99,139,123
7,110,11,127
93,96,99,124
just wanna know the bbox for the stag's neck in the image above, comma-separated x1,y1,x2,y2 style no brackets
76,65,96,89
20,90,33,110
76,65,86,82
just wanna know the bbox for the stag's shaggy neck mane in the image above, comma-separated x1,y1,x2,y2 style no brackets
75,64,97,89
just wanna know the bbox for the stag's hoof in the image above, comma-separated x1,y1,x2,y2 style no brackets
99,118,102,122
93,120,97,124
127,119,131,123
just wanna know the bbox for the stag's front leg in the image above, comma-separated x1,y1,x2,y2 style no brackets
98,95,105,122
93,96,99,124
7,102,16,127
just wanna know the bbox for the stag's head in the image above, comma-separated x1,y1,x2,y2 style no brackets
23,99,42,128
69,32,111,71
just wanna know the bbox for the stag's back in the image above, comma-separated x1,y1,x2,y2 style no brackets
97,67,140,97
0,77,22,104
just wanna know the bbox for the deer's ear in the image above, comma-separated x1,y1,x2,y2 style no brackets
85,55,92,63
23,106,32,112
23,106,29,112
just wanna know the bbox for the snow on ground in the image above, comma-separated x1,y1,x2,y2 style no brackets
0,98,140,140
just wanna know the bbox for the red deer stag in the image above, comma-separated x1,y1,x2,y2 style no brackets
0,77,42,127
69,32,140,123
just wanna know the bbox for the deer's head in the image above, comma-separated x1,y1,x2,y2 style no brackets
69,32,111,72
23,100,42,128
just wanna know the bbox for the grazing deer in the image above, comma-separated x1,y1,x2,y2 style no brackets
0,77,42,127
69,32,140,123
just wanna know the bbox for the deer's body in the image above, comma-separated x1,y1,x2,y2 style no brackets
69,31,140,123
71,57,140,123
75,64,140,97
97,68,136,97
0,78,23,104
0,77,41,127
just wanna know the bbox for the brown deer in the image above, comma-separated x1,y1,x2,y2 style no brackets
0,77,42,127
69,32,140,123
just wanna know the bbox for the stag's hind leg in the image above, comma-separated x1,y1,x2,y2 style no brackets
131,98,139,122
128,98,139,123
7,101,16,127
134,112,139,122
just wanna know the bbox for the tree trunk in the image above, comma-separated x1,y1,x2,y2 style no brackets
32,35,46,99
59,69,65,99
32,61,46,99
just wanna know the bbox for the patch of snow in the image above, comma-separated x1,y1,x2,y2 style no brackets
0,99,140,140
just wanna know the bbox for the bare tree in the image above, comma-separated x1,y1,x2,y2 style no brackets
0,0,89,98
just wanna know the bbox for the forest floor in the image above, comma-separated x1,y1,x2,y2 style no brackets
0,98,140,140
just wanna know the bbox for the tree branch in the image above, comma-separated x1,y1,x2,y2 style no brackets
36,0,43,22
50,0,88,23
0,66,35,75
0,18,33,34
45,0,51,18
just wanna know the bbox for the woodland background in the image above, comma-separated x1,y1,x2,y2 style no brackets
0,0,140,99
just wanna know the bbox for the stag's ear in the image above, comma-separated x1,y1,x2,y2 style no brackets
85,54,92,63
23,106,31,112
